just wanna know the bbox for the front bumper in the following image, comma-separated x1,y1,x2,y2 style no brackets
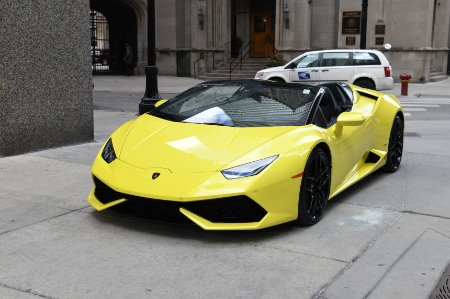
88,155,304,230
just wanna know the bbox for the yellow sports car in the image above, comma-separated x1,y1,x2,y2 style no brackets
88,80,403,230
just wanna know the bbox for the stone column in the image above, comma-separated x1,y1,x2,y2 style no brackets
0,1,93,157
277,0,312,60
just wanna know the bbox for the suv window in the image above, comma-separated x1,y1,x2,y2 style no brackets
321,52,350,67
295,54,320,68
353,52,381,66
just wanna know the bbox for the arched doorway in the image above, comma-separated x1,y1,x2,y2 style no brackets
90,10,110,73
90,0,138,75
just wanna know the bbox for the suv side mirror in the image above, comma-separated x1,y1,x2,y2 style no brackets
335,112,365,136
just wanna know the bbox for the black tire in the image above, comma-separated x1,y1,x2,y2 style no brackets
354,78,376,90
296,147,331,226
383,115,404,173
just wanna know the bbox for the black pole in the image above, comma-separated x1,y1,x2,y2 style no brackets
231,0,237,58
360,0,368,49
139,0,161,115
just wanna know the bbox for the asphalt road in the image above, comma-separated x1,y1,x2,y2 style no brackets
0,89,449,298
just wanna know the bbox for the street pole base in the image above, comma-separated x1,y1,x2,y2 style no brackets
139,99,160,115
139,65,161,115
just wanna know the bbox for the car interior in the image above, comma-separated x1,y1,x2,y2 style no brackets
309,83,354,128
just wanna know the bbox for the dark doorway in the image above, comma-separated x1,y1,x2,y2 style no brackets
249,0,275,58
250,13,274,57
90,0,137,75
231,0,275,58
90,10,110,74
176,51,191,77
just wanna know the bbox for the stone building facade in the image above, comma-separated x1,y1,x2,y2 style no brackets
91,0,450,82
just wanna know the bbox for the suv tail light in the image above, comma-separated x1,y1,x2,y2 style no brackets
384,66,391,77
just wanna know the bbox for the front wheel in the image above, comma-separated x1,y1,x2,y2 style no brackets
296,147,331,226
383,115,404,173
269,77,285,83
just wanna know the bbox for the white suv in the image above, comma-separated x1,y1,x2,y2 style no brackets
255,49,393,90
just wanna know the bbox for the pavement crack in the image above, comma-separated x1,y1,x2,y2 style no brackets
362,228,435,298
0,207,86,237
405,150,450,157
404,210,450,221
402,158,409,212
0,282,57,299
336,202,402,213
311,213,403,299
23,154,94,167
337,202,450,221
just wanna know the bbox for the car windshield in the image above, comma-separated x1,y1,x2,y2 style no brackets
151,81,319,127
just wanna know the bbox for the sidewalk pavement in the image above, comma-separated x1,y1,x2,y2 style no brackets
93,75,204,94
0,75,449,298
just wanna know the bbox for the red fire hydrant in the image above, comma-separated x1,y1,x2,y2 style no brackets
399,74,412,96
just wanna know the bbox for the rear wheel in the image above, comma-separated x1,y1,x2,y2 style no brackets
354,78,376,90
383,115,404,173
296,148,331,226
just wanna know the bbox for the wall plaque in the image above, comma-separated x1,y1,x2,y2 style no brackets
375,24,385,35
346,36,356,46
375,37,385,45
342,11,361,34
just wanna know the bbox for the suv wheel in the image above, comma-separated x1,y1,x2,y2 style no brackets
269,77,285,83
354,78,376,90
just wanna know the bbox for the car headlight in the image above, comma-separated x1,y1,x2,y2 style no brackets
221,155,278,179
101,138,117,163
255,72,265,79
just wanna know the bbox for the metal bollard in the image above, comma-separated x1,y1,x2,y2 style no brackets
399,74,412,96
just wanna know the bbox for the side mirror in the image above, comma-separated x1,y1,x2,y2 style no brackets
285,62,297,69
154,99,168,108
335,112,365,136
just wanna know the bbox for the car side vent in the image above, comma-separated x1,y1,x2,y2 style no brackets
357,90,378,100
365,151,381,164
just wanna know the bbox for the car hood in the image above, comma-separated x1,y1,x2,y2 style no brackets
118,115,294,172
262,65,286,72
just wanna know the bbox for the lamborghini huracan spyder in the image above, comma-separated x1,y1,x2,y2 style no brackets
88,80,404,230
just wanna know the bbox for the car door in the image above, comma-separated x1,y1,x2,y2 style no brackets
312,88,371,193
288,53,321,83
318,52,353,83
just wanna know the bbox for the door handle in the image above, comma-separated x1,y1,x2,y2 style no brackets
322,69,330,72
311,70,319,72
